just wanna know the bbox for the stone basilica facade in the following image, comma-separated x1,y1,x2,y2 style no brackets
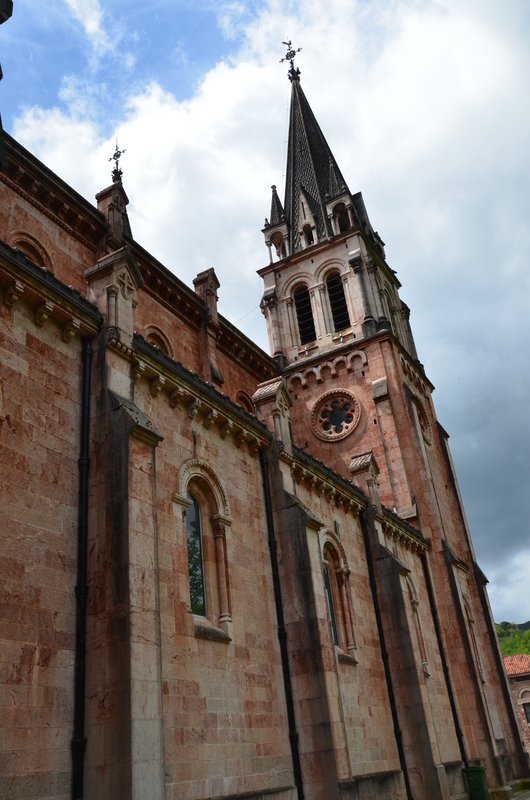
1,45,529,800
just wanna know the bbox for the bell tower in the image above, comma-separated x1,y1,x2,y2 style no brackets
260,48,419,369
259,46,422,517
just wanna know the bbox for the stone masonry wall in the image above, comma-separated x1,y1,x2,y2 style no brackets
0,298,82,799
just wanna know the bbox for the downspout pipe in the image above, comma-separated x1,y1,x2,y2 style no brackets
71,337,93,800
259,448,305,800
360,506,414,800
421,551,468,767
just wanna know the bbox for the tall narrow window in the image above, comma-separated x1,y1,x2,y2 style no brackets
322,541,357,655
186,493,206,616
326,272,350,332
323,562,339,645
303,224,314,246
524,703,530,724
294,285,316,344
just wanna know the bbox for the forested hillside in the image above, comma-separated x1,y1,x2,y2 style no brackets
496,621,530,655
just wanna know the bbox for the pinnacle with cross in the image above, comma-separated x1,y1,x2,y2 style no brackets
109,141,126,182
280,39,301,80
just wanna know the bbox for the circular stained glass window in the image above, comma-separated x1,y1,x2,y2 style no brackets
311,390,361,441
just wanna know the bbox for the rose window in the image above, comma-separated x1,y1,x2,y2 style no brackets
311,390,361,441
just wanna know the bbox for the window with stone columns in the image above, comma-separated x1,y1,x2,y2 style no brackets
293,283,316,344
177,465,233,634
325,270,350,332
321,534,357,658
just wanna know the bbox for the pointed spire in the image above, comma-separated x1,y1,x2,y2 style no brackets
269,185,285,226
283,71,351,253
327,157,345,200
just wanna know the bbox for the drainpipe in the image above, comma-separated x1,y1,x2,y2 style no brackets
360,506,414,800
421,551,468,767
259,448,304,800
71,338,93,800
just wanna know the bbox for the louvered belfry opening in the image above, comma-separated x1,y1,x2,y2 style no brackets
326,272,350,332
294,285,316,344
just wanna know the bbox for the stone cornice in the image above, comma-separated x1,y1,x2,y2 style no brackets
379,511,429,554
0,239,102,337
2,134,106,250
281,445,367,511
133,334,272,454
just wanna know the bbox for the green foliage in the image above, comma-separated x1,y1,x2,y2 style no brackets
496,621,530,656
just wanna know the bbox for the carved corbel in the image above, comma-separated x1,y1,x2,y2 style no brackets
131,359,146,382
219,418,234,439
169,387,182,408
62,319,80,342
4,280,24,308
246,435,259,455
150,374,165,397
34,300,54,327
203,409,218,429
234,427,245,449
188,398,201,419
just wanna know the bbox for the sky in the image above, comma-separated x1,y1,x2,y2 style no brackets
1,0,529,623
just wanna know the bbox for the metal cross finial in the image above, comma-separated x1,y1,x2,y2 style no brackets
280,40,301,80
109,141,126,182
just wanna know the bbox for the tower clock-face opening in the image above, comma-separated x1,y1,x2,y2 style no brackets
311,389,361,441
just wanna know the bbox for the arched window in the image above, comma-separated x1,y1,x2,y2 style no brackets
303,224,314,246
179,466,232,631
236,391,255,414
333,202,350,233
326,272,350,332
293,284,316,344
186,493,206,616
10,234,51,271
145,328,172,357
322,541,356,655
271,231,287,259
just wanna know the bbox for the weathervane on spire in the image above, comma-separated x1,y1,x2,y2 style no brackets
109,141,126,182
280,39,301,81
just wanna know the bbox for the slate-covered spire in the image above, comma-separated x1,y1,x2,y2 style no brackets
269,184,285,226
283,65,350,253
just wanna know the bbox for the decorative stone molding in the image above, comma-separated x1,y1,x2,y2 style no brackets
281,450,364,512
400,354,430,397
288,349,367,391
380,516,428,555
176,458,231,519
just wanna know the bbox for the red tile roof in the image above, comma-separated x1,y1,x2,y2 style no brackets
504,654,530,676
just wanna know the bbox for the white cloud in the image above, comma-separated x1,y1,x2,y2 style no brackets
216,2,249,40
64,0,112,54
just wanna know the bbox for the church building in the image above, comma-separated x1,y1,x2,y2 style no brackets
1,35,528,800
